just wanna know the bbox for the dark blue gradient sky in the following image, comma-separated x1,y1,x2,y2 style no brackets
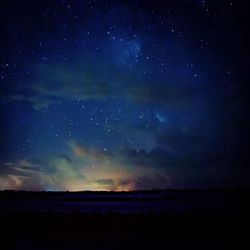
0,0,249,191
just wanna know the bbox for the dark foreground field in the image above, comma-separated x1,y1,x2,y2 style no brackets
0,190,249,250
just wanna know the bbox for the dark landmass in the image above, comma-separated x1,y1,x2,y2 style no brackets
0,190,249,249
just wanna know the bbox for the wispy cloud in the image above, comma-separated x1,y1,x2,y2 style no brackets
1,62,112,110
1,59,208,111
0,141,172,191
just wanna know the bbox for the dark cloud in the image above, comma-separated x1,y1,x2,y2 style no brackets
157,128,203,152
118,179,133,187
96,179,114,186
17,166,41,172
1,62,113,110
0,60,212,112
128,82,210,109
0,160,41,176
135,172,171,190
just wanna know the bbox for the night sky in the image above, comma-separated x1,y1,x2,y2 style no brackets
0,0,249,191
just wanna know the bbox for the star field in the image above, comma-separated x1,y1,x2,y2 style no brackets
0,0,249,191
